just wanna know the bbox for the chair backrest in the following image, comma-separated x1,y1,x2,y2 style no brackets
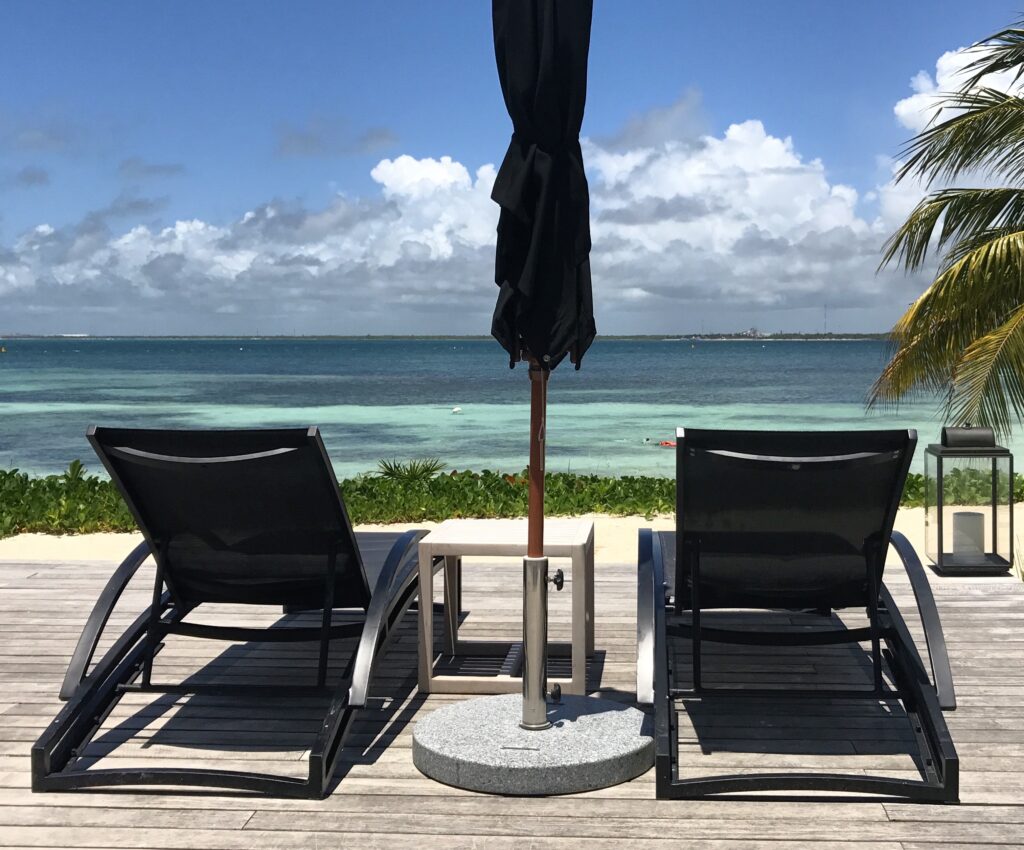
676,428,915,610
88,426,369,610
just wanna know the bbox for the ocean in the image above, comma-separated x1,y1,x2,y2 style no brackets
0,337,996,479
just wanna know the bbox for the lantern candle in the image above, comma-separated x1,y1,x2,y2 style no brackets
952,511,985,556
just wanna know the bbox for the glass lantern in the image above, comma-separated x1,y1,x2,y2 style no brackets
925,426,1013,575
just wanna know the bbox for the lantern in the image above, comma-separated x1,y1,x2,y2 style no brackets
925,426,1013,575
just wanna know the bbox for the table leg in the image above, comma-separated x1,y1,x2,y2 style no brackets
442,555,460,655
456,556,462,623
571,545,587,694
586,532,595,655
418,543,434,693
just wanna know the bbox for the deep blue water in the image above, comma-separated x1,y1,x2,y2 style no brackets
0,337,961,477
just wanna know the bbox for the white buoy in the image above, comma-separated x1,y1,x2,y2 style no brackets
451,406,463,415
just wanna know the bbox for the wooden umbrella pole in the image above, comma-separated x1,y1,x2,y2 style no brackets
522,358,552,729
527,362,548,558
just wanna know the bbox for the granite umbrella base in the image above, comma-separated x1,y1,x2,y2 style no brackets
412,693,653,795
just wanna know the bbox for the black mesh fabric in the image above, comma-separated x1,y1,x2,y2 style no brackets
89,427,370,610
675,429,914,611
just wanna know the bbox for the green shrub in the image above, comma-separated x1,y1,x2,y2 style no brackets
0,464,136,537
375,457,446,483
0,460,1018,539
902,468,1022,508
902,473,925,507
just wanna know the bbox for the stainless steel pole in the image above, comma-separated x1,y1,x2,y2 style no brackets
521,554,550,730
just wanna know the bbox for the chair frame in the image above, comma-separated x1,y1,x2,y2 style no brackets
32,427,433,798
636,427,959,802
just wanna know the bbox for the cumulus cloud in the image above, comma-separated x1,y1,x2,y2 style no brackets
275,116,397,157
1,73,960,335
0,158,498,332
582,116,917,323
894,45,1024,132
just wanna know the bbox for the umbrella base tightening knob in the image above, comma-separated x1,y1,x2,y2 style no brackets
549,569,564,591
548,683,561,703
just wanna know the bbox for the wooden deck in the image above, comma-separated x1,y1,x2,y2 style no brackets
1,547,1023,848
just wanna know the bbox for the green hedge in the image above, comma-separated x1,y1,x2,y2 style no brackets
0,463,1019,538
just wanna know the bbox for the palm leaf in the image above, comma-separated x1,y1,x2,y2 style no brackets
950,303,1024,432
939,224,1024,267
880,188,1024,270
891,228,1024,333
960,23,1024,91
877,17,1024,433
895,89,1024,186
870,228,1024,412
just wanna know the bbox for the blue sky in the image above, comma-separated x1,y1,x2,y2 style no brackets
1,0,1021,335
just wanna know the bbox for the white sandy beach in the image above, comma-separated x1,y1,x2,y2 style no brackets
3,507,1011,572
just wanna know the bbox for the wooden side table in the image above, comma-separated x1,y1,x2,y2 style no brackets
417,518,595,695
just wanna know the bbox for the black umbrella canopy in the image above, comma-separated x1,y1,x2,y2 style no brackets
490,0,595,370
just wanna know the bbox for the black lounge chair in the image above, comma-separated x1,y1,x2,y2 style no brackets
636,428,959,802
32,426,433,798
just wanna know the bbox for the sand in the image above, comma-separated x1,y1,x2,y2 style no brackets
0,508,950,568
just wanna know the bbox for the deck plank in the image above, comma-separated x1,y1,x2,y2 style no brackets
1,551,1023,848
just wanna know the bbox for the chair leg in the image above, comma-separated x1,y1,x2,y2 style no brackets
317,549,338,688
141,556,167,687
867,555,883,692
690,543,702,691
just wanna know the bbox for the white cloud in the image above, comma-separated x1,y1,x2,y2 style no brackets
586,116,892,319
371,154,473,199
894,45,1024,132
3,65,979,335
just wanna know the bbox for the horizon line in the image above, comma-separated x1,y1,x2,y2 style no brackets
0,332,891,341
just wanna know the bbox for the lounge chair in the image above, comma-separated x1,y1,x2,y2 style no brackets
32,426,433,798
636,428,959,801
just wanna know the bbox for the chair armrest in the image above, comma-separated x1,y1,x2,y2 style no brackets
348,529,429,707
59,540,152,701
637,528,665,705
888,531,956,710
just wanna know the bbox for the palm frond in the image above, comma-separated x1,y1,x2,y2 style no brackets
895,228,1024,329
868,327,956,407
950,303,1024,432
895,89,1024,186
935,226,1024,285
870,228,1024,410
877,18,1024,432
960,23,1024,91
939,224,1024,269
880,188,1024,270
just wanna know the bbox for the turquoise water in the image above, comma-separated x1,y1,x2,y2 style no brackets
0,337,999,478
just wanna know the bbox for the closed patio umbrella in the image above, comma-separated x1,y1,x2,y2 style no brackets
489,0,595,728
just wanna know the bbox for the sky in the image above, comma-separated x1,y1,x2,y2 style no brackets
1,0,1022,336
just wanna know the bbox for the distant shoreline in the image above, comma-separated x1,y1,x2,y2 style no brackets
0,333,889,341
